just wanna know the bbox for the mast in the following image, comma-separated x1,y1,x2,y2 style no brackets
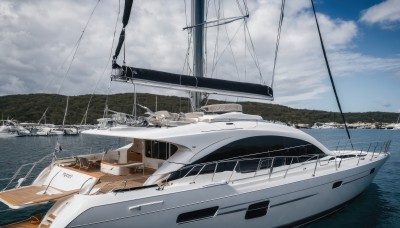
190,0,205,111
62,96,69,126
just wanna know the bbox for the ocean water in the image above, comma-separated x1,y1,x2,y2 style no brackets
0,129,399,227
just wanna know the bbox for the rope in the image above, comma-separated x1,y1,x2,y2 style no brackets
211,21,244,78
311,0,353,149
80,0,122,125
221,0,241,81
271,0,285,89
244,21,264,84
37,1,101,126
57,0,101,96
210,0,222,79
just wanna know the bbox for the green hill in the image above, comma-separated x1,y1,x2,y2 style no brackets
0,93,398,125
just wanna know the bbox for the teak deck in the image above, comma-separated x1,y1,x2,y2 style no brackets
2,165,156,227
0,186,78,208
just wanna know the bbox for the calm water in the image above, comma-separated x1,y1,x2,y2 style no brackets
0,129,399,227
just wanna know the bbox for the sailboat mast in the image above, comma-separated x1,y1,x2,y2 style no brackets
62,96,69,126
190,0,205,111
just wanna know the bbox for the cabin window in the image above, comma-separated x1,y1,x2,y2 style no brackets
176,206,219,224
145,140,178,160
245,201,269,219
194,136,325,165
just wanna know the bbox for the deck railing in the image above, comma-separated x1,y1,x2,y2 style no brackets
0,153,55,191
160,140,391,187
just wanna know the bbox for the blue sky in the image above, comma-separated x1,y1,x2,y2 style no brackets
316,0,400,57
0,0,399,113
308,0,400,112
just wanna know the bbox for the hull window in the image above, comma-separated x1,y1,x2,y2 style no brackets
177,206,219,224
332,181,343,189
245,201,270,220
370,168,375,174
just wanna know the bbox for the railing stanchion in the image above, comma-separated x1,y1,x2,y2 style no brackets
357,148,363,166
228,161,239,182
254,159,263,177
284,157,294,178
212,163,218,182
183,166,196,178
334,155,338,171
269,158,275,181
367,143,372,153
312,155,319,176
370,144,378,161
191,164,206,184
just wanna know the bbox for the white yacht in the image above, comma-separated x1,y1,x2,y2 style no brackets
0,105,390,227
0,0,391,227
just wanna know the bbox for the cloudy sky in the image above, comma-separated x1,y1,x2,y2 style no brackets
0,0,399,113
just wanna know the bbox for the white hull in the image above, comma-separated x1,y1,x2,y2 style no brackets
49,152,388,227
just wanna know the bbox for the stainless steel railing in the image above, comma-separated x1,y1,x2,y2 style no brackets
162,140,391,186
1,153,54,191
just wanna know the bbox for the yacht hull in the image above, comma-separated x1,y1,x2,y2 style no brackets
49,154,388,228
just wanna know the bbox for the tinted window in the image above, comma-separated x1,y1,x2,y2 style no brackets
145,140,179,160
176,206,218,224
194,136,325,164
245,201,269,219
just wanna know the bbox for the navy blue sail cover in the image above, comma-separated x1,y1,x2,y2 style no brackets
113,0,134,65
113,66,273,98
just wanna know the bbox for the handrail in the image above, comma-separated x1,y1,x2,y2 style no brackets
43,170,62,194
163,140,390,188
312,155,319,176
78,177,94,194
2,153,54,191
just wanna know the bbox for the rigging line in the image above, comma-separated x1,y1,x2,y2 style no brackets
183,15,248,30
271,0,286,89
81,0,122,125
57,0,101,95
311,0,353,149
235,0,245,16
40,33,81,94
221,0,240,81
38,0,101,125
204,0,210,80
204,16,248,29
244,21,264,84
243,0,249,16
244,17,247,80
181,0,192,81
210,0,221,79
211,20,245,78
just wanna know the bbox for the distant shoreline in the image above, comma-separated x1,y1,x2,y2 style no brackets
1,93,398,126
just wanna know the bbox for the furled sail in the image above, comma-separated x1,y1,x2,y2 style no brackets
111,66,273,100
112,0,133,68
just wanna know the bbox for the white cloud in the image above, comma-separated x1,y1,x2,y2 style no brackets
0,0,399,112
360,0,400,28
